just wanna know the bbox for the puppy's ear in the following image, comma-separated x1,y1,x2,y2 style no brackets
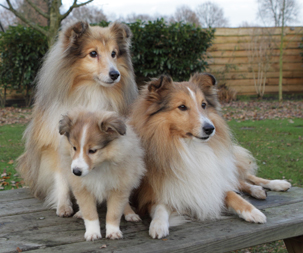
59,115,72,136
63,21,89,49
148,75,173,93
100,114,126,136
190,73,220,110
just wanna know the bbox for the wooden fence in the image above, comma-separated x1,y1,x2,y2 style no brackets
206,27,303,95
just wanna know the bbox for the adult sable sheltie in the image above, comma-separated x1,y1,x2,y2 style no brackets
58,110,145,240
129,73,291,239
16,21,138,216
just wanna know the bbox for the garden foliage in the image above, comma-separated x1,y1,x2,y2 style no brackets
98,19,215,81
0,25,48,106
0,20,214,105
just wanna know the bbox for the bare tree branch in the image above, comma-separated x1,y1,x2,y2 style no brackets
4,0,49,36
0,3,10,10
25,0,49,19
61,0,94,21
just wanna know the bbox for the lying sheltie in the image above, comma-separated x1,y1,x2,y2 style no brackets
16,21,138,216
58,109,145,241
129,73,291,239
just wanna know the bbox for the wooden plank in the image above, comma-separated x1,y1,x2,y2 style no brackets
214,27,303,36
208,42,301,51
227,85,303,94
21,201,303,253
0,188,301,252
223,78,303,86
208,49,302,58
0,188,33,202
213,34,303,44
209,71,303,80
208,55,303,65
0,198,47,217
207,63,303,72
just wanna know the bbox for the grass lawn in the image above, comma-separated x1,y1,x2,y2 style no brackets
229,118,303,187
0,124,26,190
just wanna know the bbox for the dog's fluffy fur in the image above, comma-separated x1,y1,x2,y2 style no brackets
58,109,145,241
129,73,291,239
16,21,138,213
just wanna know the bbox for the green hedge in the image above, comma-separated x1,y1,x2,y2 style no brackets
98,19,215,81
0,25,48,106
0,20,214,106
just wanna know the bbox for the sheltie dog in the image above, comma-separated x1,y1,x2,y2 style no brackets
16,21,138,216
58,109,145,241
129,73,291,239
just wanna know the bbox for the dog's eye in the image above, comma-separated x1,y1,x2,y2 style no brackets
89,51,98,58
111,51,116,58
178,105,188,111
73,146,77,151
202,103,207,109
89,149,97,154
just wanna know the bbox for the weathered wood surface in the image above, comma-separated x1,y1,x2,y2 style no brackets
0,187,303,253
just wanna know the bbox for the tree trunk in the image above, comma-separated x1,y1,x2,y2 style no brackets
48,0,62,47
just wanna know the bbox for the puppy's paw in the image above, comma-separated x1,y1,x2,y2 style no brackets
149,219,169,239
73,210,83,219
84,231,102,241
251,185,267,199
56,204,73,217
125,213,141,222
84,219,101,241
240,208,267,224
106,224,123,240
266,180,291,192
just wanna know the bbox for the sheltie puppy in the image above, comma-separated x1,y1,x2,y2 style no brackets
58,109,146,241
129,73,291,239
16,21,138,216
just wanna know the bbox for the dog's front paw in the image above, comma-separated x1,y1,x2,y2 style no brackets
125,213,141,222
149,219,169,239
84,231,102,241
250,185,267,199
106,224,123,239
266,180,291,192
240,208,267,224
56,204,73,217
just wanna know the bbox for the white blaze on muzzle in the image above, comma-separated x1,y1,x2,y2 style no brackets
71,125,90,176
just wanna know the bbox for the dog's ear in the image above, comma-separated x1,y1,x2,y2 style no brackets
148,75,173,93
63,21,89,49
109,22,132,42
190,73,220,110
59,114,72,136
100,114,126,136
190,73,217,89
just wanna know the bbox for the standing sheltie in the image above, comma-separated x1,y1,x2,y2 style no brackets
129,73,291,239
58,109,146,241
16,21,138,216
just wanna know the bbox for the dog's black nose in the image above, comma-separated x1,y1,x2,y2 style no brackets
109,70,120,81
73,168,82,176
203,123,215,135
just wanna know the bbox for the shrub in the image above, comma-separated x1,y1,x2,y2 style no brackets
0,25,48,106
98,19,215,82
0,20,214,106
